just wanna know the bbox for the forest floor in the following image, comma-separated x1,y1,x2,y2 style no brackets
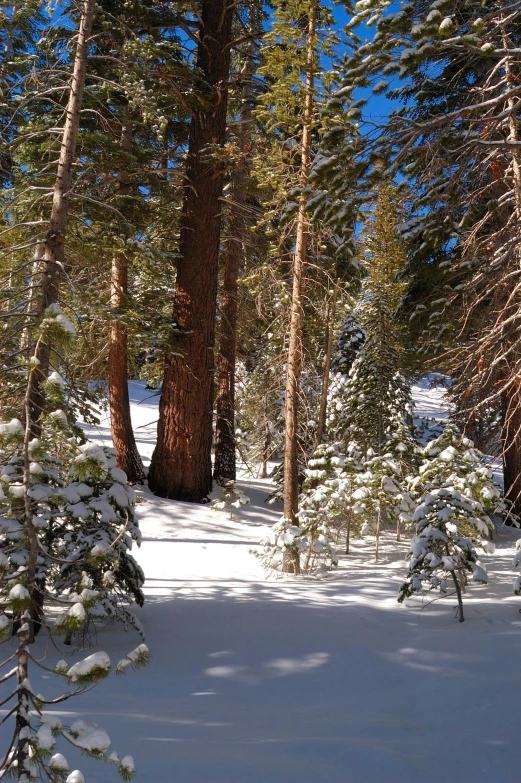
9,380,521,782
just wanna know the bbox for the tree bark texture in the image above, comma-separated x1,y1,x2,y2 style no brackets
149,0,233,501
283,6,316,556
109,118,145,484
28,0,95,430
15,618,31,780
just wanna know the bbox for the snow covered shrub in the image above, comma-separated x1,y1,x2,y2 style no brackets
0,398,147,777
254,517,308,575
211,480,250,519
0,281,149,779
410,424,504,521
399,424,498,622
0,385,144,643
297,444,342,574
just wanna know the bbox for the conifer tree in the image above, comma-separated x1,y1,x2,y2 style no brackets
348,0,521,512
400,424,501,622
211,480,250,520
331,185,411,454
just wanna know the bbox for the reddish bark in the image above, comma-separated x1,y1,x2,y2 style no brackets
148,0,233,501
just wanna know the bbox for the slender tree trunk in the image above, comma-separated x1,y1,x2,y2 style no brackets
345,507,352,554
108,117,145,483
446,545,464,622
452,570,465,622
315,285,337,447
502,389,521,516
213,230,241,485
23,361,41,643
282,5,316,573
261,406,271,479
213,42,255,486
499,33,521,516
375,501,381,564
15,617,32,781
149,0,233,502
27,0,95,431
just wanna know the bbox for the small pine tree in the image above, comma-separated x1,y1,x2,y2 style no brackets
0,361,145,644
399,424,500,622
0,305,148,779
255,517,308,575
211,481,250,520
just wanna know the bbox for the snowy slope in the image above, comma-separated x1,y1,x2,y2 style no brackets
5,381,521,783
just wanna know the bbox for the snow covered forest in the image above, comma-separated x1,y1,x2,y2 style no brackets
1,0,521,780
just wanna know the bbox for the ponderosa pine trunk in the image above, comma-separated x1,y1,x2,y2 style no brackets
282,5,316,573
108,117,145,484
27,0,95,431
148,0,233,501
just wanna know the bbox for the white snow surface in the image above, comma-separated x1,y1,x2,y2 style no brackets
4,380,521,782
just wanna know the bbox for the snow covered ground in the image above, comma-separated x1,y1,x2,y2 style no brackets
6,380,521,782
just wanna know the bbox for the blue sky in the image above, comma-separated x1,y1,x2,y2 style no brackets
332,0,401,123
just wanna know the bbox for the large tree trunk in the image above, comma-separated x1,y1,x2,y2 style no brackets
109,117,145,483
148,0,233,502
282,5,316,573
27,0,95,431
